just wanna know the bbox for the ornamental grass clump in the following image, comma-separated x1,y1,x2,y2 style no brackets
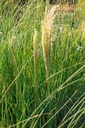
41,5,57,79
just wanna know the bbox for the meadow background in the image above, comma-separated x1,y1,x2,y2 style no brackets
0,0,85,128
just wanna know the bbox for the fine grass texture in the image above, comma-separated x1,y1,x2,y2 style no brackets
0,0,85,128
41,5,57,78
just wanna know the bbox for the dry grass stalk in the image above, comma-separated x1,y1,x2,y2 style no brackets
41,5,57,78
33,29,38,80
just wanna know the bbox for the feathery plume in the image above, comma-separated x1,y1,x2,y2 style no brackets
41,5,57,79
33,29,38,80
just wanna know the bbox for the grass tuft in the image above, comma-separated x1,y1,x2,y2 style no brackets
0,0,85,128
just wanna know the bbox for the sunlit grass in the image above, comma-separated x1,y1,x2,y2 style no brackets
0,0,85,128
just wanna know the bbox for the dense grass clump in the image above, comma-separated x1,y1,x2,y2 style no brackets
0,0,85,128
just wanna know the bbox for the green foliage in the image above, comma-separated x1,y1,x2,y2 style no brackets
77,0,85,20
0,0,85,128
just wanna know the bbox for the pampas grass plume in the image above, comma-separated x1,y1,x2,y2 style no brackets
33,29,38,80
41,5,57,79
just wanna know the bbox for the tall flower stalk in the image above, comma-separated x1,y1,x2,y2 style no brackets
33,29,38,81
41,5,57,79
